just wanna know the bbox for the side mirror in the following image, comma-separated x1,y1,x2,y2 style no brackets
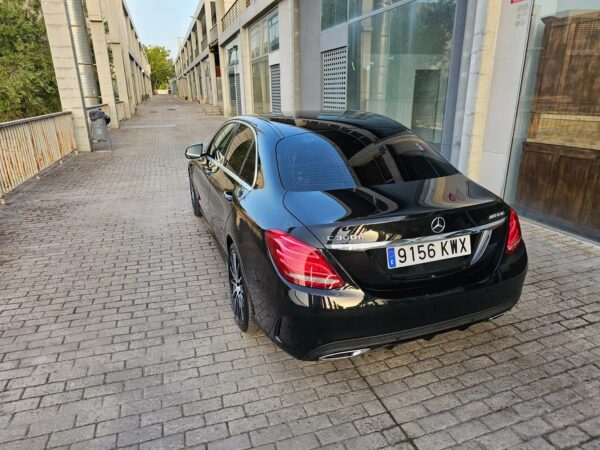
185,143,204,159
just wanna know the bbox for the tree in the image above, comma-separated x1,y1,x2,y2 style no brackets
145,45,175,91
0,0,61,122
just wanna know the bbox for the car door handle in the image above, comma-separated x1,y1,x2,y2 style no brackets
223,190,233,202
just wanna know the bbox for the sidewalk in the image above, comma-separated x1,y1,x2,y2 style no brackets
0,96,598,449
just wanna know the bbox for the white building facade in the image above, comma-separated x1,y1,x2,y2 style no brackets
176,0,600,240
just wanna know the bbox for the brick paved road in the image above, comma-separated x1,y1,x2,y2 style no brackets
1,96,599,450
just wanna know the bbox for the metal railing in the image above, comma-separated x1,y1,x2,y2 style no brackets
209,24,218,46
0,112,77,200
222,0,240,32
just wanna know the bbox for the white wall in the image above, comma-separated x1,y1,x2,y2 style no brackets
275,0,295,112
478,0,532,196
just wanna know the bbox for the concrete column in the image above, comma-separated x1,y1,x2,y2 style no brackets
110,43,131,119
240,27,253,113
88,0,119,128
103,0,132,119
455,0,501,180
40,0,92,152
116,2,137,115
215,0,225,34
145,75,152,97
194,66,202,101
219,46,230,115
191,27,198,58
208,52,218,106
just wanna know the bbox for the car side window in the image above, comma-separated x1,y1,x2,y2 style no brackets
208,123,238,163
224,124,257,186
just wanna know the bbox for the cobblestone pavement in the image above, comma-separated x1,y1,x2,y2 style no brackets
1,96,599,450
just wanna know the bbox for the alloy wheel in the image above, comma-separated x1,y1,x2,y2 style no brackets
228,248,247,329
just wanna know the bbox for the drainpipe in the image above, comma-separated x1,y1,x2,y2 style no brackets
65,0,101,107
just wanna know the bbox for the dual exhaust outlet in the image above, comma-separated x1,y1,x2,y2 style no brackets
319,348,371,360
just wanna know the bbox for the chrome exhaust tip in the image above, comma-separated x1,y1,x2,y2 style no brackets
319,348,371,360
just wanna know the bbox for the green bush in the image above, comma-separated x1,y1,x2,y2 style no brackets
0,0,61,122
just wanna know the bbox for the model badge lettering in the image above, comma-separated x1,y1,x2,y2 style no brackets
327,235,365,241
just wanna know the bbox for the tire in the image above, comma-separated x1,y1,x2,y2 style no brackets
228,243,258,333
189,177,202,217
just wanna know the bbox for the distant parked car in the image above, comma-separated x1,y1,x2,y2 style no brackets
185,112,527,360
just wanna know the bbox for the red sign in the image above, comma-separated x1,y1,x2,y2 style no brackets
511,0,525,3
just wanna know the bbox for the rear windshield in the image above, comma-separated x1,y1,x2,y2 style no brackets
276,131,458,192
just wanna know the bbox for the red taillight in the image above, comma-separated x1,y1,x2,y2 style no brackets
265,230,345,289
506,209,523,255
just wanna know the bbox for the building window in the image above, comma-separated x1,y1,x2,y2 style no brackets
322,0,348,30
250,10,279,113
505,1,600,239
347,0,456,150
268,14,279,51
228,46,238,65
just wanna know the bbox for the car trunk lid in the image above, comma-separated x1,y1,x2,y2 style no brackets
283,174,508,296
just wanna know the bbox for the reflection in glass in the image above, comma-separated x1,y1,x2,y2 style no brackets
347,0,456,150
276,124,457,192
249,10,279,113
322,0,349,30
505,1,600,203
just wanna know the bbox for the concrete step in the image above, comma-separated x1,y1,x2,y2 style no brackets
198,104,222,115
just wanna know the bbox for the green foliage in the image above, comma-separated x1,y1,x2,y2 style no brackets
0,0,61,122
145,45,175,91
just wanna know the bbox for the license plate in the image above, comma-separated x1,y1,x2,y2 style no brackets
386,236,471,269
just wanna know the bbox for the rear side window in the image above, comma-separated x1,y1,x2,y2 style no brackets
276,133,355,191
225,124,257,186
276,131,458,192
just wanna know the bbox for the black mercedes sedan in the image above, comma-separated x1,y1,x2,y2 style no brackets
185,112,527,360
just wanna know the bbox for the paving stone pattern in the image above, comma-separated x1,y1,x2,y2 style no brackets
0,96,599,450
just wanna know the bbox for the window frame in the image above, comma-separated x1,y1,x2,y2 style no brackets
206,120,260,191
207,122,239,159
224,123,257,185
249,8,279,114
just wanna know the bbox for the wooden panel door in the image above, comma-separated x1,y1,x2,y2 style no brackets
550,152,594,223
516,143,559,212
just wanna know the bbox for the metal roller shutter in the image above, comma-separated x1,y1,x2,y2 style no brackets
270,64,281,113
322,47,347,112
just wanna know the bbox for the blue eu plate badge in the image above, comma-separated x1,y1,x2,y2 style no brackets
387,248,397,269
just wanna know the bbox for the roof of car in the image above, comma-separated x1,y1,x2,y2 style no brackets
236,111,409,140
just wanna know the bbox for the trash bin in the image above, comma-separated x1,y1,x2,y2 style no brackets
89,109,111,142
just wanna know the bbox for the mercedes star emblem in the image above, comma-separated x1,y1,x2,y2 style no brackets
431,217,446,234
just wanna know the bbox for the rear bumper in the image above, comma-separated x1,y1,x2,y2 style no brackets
272,258,526,360
304,301,515,360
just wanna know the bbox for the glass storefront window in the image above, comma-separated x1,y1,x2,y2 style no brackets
347,0,456,150
226,44,238,114
349,0,413,20
322,0,348,30
251,58,270,113
250,10,279,113
505,0,600,238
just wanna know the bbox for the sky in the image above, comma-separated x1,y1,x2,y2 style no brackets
126,0,197,58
